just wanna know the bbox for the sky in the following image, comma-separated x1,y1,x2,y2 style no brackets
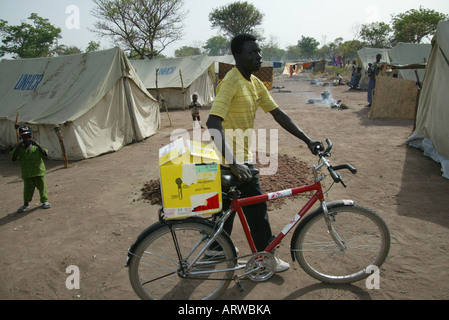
1,0,448,57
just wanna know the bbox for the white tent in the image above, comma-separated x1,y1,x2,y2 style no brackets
0,47,160,160
131,55,215,110
407,21,449,179
357,48,391,89
389,43,431,81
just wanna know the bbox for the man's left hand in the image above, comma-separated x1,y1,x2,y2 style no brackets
308,140,324,155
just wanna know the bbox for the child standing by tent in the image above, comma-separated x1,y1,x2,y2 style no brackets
10,126,51,213
189,94,203,128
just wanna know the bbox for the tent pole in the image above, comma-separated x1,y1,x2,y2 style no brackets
123,77,138,143
54,125,69,168
179,69,186,110
156,68,172,126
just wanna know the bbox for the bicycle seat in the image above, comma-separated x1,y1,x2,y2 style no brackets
220,166,259,192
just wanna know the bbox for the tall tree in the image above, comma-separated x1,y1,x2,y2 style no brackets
391,7,448,44
209,1,264,39
359,22,392,48
92,0,186,59
297,36,320,59
0,13,61,58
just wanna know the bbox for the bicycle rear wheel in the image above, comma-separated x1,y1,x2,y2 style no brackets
292,204,390,284
128,220,236,300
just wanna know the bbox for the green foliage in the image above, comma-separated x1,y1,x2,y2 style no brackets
209,1,264,38
175,46,202,57
391,6,448,43
297,36,320,59
86,41,101,52
359,22,392,48
203,36,230,56
0,13,61,58
54,45,83,56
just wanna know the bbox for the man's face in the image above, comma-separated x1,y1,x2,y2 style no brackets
236,40,263,73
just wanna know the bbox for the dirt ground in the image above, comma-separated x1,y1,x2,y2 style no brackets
1,74,449,301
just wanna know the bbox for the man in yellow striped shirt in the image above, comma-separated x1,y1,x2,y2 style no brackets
207,34,323,273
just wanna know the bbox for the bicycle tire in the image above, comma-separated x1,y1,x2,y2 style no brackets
291,203,390,284
128,219,236,300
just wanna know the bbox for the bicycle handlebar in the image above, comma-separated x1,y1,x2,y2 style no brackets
316,139,357,188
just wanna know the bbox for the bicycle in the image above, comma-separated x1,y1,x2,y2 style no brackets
126,139,390,300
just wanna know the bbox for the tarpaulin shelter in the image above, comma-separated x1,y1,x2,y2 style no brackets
369,43,431,120
407,21,449,179
0,47,160,160
131,55,216,110
389,43,431,81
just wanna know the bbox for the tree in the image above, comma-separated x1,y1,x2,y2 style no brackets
297,36,320,59
209,1,264,39
86,41,101,52
175,46,202,57
391,7,448,44
359,22,392,48
0,13,61,58
260,36,285,61
203,36,230,56
54,45,82,56
338,40,364,65
91,0,186,59
284,45,302,61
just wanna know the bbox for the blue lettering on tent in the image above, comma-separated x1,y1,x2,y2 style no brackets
158,67,176,76
14,74,44,91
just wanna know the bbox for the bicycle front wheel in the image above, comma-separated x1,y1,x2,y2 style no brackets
128,220,236,300
292,204,390,284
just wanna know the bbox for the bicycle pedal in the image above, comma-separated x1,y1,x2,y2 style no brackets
233,276,244,292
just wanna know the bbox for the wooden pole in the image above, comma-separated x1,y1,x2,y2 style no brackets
54,125,69,168
155,68,160,102
156,68,172,126
161,94,172,127
179,69,186,110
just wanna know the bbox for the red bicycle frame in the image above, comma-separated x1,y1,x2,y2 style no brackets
230,181,325,254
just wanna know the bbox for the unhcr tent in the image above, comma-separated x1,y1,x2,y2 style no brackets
131,55,215,110
407,21,449,179
0,47,160,160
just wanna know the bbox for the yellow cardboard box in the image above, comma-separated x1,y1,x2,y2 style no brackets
159,139,222,220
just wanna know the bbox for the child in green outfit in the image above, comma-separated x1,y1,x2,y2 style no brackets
10,126,51,213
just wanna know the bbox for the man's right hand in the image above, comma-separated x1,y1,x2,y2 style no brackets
230,164,253,182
